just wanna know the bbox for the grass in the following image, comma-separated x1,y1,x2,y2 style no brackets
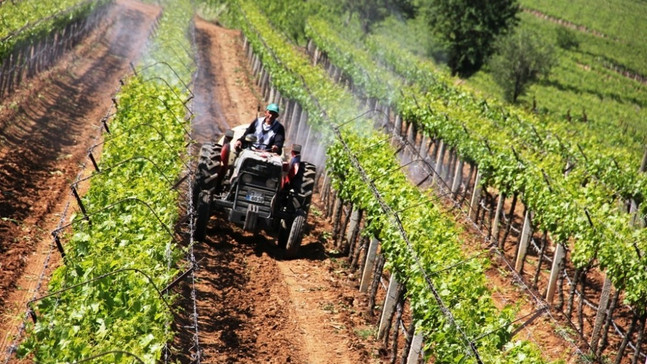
518,0,647,77
362,2,647,162
354,326,375,340
462,10,647,162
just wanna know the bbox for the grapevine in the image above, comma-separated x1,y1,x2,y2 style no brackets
18,0,195,362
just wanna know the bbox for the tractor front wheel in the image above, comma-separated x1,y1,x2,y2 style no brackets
285,213,305,257
194,190,211,241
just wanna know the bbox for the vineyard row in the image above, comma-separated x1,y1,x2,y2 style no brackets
0,0,113,98
303,15,647,301
15,1,198,362
233,1,550,362
304,19,647,363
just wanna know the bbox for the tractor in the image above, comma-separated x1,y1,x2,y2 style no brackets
191,125,316,256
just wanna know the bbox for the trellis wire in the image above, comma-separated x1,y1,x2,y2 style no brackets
185,12,202,363
0,82,112,364
332,124,486,363
399,119,647,360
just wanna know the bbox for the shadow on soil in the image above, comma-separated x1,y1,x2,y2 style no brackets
169,214,331,363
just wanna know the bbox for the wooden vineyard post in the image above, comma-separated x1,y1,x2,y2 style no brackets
302,123,313,158
407,122,416,147
407,333,424,364
546,243,566,304
491,193,505,244
273,90,282,106
252,55,261,77
268,87,276,106
260,70,269,96
321,172,330,210
590,275,613,355
383,106,391,130
640,145,647,173
332,196,343,241
313,46,320,66
393,115,403,140
419,134,429,160
296,113,309,145
346,207,361,256
296,110,308,144
378,275,402,339
432,140,445,185
451,159,464,197
283,99,294,130
360,237,380,292
468,170,482,220
444,149,455,182
288,103,301,142
515,210,533,272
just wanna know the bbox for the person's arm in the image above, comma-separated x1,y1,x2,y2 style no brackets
243,118,258,138
236,118,258,148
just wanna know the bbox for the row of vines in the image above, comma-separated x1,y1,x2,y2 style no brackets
0,0,113,98
303,13,647,363
230,0,550,362
14,0,197,362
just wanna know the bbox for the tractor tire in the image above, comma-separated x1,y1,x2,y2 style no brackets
193,143,214,206
285,213,305,257
193,190,211,241
300,162,316,214
193,143,222,207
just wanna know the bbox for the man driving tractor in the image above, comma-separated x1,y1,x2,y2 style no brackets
234,103,285,155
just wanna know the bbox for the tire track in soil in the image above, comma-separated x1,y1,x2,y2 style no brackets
0,0,161,359
170,19,378,363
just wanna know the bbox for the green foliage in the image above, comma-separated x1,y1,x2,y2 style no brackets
227,1,548,361
467,5,647,147
18,0,195,362
0,0,112,61
422,0,519,76
327,132,546,363
251,0,326,44
342,0,418,34
489,28,556,102
519,0,647,77
304,12,647,312
554,27,579,50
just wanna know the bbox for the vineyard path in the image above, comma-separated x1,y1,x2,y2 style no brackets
168,17,381,364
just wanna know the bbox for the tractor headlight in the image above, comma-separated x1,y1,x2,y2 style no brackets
242,174,253,184
266,179,277,189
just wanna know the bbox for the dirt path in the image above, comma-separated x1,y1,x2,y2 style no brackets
0,0,161,359
169,18,380,363
191,18,262,144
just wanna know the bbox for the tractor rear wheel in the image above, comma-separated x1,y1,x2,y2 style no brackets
285,213,305,257
193,190,211,241
300,162,316,214
193,143,222,206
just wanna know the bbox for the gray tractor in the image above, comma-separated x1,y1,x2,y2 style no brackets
192,125,316,256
